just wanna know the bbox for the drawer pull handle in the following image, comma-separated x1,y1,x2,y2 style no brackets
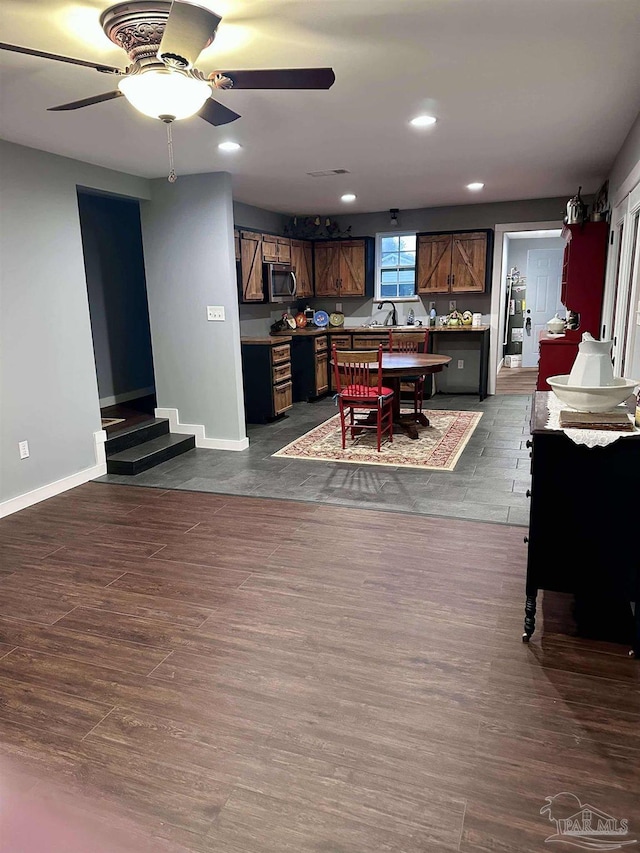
523,536,529,544
526,489,531,498
525,439,533,448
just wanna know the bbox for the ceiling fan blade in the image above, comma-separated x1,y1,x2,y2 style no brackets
48,91,124,112
198,97,241,127
0,42,123,74
158,1,221,69
213,68,335,90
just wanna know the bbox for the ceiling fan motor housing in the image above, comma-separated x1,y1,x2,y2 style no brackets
100,1,202,66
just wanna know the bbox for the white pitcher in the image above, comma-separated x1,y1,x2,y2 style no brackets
568,333,615,387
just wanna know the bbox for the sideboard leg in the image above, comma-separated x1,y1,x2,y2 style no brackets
522,593,537,642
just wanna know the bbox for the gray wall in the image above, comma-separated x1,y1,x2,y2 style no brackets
77,192,155,403
328,196,570,236
233,201,289,234
0,140,150,506
141,173,246,443
609,107,640,203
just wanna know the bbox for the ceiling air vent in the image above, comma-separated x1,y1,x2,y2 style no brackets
306,169,350,177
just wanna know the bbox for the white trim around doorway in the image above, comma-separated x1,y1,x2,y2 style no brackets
489,220,564,395
155,407,250,451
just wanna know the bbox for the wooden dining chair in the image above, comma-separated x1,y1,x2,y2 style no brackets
332,344,394,451
388,329,430,416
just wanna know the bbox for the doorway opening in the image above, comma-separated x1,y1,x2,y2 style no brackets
489,221,564,395
77,189,157,435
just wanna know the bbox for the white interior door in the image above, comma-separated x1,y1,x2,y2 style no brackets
521,248,564,367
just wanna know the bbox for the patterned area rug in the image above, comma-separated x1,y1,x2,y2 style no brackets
273,409,483,470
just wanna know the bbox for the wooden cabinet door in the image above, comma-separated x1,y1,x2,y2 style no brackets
261,234,279,263
338,240,366,296
450,232,487,293
314,242,340,296
239,231,264,302
417,235,452,294
315,352,329,395
291,239,314,298
277,238,291,263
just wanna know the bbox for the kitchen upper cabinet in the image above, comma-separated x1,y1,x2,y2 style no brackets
239,230,264,302
234,228,240,261
290,239,314,299
313,238,374,297
417,230,491,294
262,234,291,263
313,242,340,296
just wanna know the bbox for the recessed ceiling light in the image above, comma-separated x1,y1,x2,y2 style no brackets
410,114,437,128
341,193,357,203
218,141,242,152
466,182,485,191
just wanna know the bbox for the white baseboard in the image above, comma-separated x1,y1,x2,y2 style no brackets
155,407,249,451
0,430,108,519
99,386,155,408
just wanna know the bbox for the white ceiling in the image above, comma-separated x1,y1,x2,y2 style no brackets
1,0,640,214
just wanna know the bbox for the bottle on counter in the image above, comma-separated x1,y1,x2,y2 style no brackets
406,308,415,325
429,307,437,327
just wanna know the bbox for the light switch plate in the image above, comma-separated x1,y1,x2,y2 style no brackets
207,306,225,321
336,302,342,312
19,440,29,459
449,300,456,312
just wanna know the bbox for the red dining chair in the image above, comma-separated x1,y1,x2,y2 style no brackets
332,344,394,451
388,329,430,416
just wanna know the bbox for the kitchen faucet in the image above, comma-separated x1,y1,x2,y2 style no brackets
377,301,398,326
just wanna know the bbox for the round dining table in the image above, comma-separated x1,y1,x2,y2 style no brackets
379,352,451,438
331,351,452,439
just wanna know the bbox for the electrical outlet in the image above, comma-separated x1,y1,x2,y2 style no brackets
207,306,225,321
19,440,29,459
449,300,457,312
457,359,464,369
336,302,342,312
429,301,436,312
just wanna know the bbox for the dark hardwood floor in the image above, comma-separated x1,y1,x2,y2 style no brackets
0,482,638,852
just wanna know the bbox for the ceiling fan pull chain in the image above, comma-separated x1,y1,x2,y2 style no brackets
166,121,177,183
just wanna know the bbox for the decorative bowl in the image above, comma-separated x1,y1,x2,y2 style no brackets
547,375,638,413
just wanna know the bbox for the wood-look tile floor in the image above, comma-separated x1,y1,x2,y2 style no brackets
0,482,638,852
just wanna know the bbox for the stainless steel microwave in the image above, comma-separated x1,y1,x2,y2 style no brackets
264,262,297,303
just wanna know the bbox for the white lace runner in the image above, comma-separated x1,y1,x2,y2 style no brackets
545,391,638,448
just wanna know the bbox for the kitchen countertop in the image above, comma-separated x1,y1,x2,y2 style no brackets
241,335,292,344
271,325,490,336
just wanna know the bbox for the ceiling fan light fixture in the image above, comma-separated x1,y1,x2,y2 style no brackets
466,182,485,191
218,141,241,151
118,68,210,120
341,193,357,203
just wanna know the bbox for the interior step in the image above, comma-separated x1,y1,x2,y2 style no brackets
105,417,169,455
106,433,195,475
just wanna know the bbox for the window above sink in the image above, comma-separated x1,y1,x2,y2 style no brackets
376,232,418,302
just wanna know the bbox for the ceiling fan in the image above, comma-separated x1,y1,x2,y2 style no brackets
0,0,336,128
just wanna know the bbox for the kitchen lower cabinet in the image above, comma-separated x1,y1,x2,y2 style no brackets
289,335,329,402
523,392,639,657
241,339,293,423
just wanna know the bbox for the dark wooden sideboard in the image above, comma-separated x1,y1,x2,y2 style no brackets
523,392,639,657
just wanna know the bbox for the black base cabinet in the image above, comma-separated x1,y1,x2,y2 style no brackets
523,392,639,657
289,335,329,402
241,339,293,423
